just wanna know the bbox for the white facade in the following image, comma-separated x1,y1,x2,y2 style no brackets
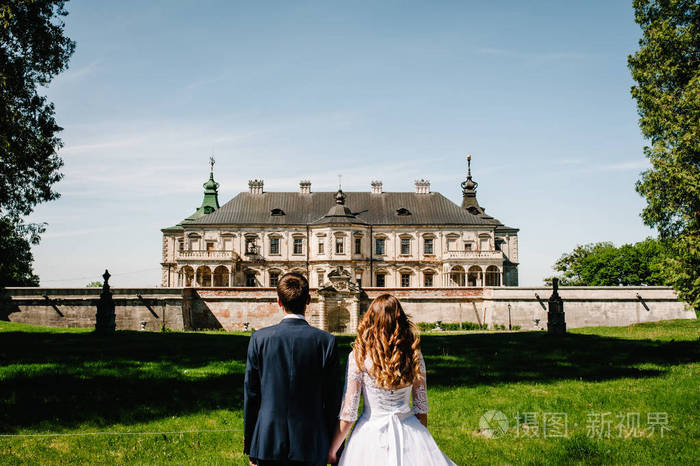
161,172,519,289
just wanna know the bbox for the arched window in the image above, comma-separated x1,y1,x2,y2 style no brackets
450,266,465,287
245,270,258,287
196,266,212,287
485,265,500,286
213,266,229,287
181,266,194,287
468,266,482,287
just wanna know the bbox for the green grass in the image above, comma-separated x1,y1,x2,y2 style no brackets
0,319,698,465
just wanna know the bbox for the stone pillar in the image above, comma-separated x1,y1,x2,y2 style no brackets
318,296,328,331
547,278,566,335
95,270,116,334
349,298,360,332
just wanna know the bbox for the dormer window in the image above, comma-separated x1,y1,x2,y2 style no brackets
396,208,411,216
270,208,285,216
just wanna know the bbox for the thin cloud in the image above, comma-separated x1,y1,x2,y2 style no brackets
598,160,649,171
475,47,589,62
52,60,101,84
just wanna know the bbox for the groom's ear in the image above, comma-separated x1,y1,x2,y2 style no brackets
306,295,310,305
277,297,284,309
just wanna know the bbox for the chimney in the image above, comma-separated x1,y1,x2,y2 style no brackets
299,180,311,194
371,180,383,194
248,179,264,195
414,179,430,194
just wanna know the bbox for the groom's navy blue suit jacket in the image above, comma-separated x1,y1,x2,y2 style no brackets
244,317,342,464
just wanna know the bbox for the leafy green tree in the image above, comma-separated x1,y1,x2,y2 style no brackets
0,0,75,286
628,0,700,309
86,281,102,288
0,217,38,286
545,238,669,287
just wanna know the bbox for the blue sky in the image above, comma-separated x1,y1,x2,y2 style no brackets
27,0,653,287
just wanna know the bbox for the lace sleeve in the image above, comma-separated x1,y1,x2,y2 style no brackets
338,351,363,422
412,351,429,414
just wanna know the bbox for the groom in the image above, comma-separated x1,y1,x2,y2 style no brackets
244,272,343,466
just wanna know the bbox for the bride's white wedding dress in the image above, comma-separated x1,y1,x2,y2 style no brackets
338,351,456,466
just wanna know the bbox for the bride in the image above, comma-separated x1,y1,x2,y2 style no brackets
328,294,456,466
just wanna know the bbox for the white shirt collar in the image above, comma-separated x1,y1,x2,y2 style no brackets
282,313,306,321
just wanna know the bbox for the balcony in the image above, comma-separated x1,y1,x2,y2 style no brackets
176,250,236,261
443,250,503,260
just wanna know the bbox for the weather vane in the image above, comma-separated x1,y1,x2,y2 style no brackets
338,174,342,190
209,156,215,173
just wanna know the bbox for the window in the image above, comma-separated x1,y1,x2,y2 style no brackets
447,238,457,251
189,238,198,250
335,237,344,254
485,266,500,286
318,240,325,254
270,237,280,255
356,274,362,288
396,208,411,216
223,237,232,250
401,273,410,287
424,273,434,287
178,240,184,252
355,237,362,254
464,242,473,251
270,208,285,216
269,271,280,287
376,273,386,287
375,238,385,255
206,241,215,252
424,238,434,255
400,238,411,255
317,271,325,287
293,238,303,255
246,238,258,254
480,237,490,251
245,273,256,287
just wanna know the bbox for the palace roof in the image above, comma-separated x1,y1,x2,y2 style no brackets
184,191,507,227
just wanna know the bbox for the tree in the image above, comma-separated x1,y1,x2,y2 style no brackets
545,238,669,287
0,0,75,286
86,281,102,288
0,216,38,286
628,0,700,310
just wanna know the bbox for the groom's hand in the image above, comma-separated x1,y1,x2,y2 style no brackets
327,449,338,464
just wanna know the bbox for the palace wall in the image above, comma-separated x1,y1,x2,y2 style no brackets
2,286,694,332
1,288,184,331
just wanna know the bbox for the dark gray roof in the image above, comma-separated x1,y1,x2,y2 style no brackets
185,192,504,227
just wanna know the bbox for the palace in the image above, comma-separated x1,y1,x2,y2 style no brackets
160,156,519,289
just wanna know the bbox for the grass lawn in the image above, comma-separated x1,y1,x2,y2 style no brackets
0,319,698,465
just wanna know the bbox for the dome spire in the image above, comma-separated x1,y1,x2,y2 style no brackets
188,157,220,220
460,154,484,215
335,173,346,205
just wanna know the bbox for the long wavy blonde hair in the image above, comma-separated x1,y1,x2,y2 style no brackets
353,294,422,389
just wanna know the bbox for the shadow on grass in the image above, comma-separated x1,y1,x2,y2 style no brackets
416,331,699,388
0,331,248,433
0,328,698,432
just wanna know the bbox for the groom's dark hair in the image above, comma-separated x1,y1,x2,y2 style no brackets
277,272,310,314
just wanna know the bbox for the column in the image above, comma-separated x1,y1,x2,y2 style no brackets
350,298,360,332
318,296,328,331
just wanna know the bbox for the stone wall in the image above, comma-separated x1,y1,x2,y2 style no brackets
1,288,184,331
1,286,694,332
